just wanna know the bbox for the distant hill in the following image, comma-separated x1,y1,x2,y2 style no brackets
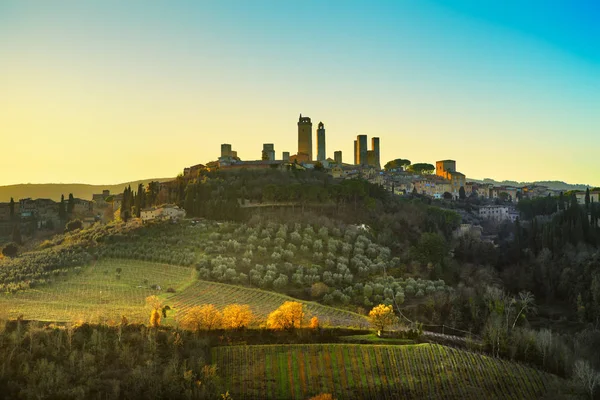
0,178,173,202
469,178,593,191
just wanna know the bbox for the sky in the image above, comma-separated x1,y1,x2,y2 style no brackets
0,0,599,186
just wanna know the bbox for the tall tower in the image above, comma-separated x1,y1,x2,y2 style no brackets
357,135,368,165
334,151,342,164
262,144,275,161
297,114,313,161
371,137,380,169
221,144,232,158
316,122,326,161
354,140,358,165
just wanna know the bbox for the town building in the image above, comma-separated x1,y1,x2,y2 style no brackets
413,176,452,199
435,160,466,196
183,163,206,177
141,205,186,222
575,190,600,205
92,190,111,208
73,198,94,215
479,205,510,222
282,152,290,162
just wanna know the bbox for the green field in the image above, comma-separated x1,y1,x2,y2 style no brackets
0,258,368,327
170,280,369,328
213,343,560,400
0,259,195,322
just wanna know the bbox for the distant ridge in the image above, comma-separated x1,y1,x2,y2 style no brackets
0,178,173,202
468,178,594,191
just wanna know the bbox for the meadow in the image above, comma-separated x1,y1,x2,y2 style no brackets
213,343,561,400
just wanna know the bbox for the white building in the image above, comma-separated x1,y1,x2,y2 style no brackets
141,205,186,222
479,205,510,222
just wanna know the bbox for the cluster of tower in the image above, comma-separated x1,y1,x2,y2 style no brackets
220,114,381,168
295,114,380,168
354,135,380,169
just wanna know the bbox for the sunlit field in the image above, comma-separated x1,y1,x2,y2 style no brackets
214,343,561,400
0,259,194,323
171,280,369,328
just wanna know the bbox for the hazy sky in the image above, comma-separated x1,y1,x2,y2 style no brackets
1,0,599,186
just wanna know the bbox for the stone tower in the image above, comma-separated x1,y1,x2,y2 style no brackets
316,122,326,161
371,137,380,169
297,114,313,161
357,135,368,165
334,150,342,164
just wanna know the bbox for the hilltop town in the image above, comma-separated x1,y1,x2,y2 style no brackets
1,113,598,241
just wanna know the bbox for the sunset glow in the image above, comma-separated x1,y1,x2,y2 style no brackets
1,1,598,186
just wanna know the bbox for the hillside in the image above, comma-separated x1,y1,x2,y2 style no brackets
0,258,367,327
214,343,564,399
0,178,172,202
469,178,592,191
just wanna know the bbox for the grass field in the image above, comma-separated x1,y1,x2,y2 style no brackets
170,280,369,328
0,258,368,327
0,259,195,322
213,343,561,400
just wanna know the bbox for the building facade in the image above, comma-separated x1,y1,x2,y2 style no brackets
436,160,466,196
479,205,510,222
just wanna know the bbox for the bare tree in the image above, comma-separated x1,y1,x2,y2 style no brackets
512,291,536,330
573,360,600,399
536,329,553,368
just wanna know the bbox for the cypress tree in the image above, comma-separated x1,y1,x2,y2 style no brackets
9,197,15,220
585,188,591,209
67,193,75,215
558,192,565,211
12,224,22,245
59,195,66,220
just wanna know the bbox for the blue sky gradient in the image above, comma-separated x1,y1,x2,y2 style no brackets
0,1,598,185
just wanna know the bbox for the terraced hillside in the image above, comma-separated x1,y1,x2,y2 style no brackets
213,343,562,400
170,280,369,328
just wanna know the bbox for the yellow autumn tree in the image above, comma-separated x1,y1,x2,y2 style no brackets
368,304,398,332
146,295,163,311
309,316,320,329
266,301,305,330
222,304,254,329
146,295,163,327
150,309,161,327
180,304,222,332
309,394,335,400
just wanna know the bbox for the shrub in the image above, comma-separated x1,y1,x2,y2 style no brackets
66,219,83,232
2,242,18,258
